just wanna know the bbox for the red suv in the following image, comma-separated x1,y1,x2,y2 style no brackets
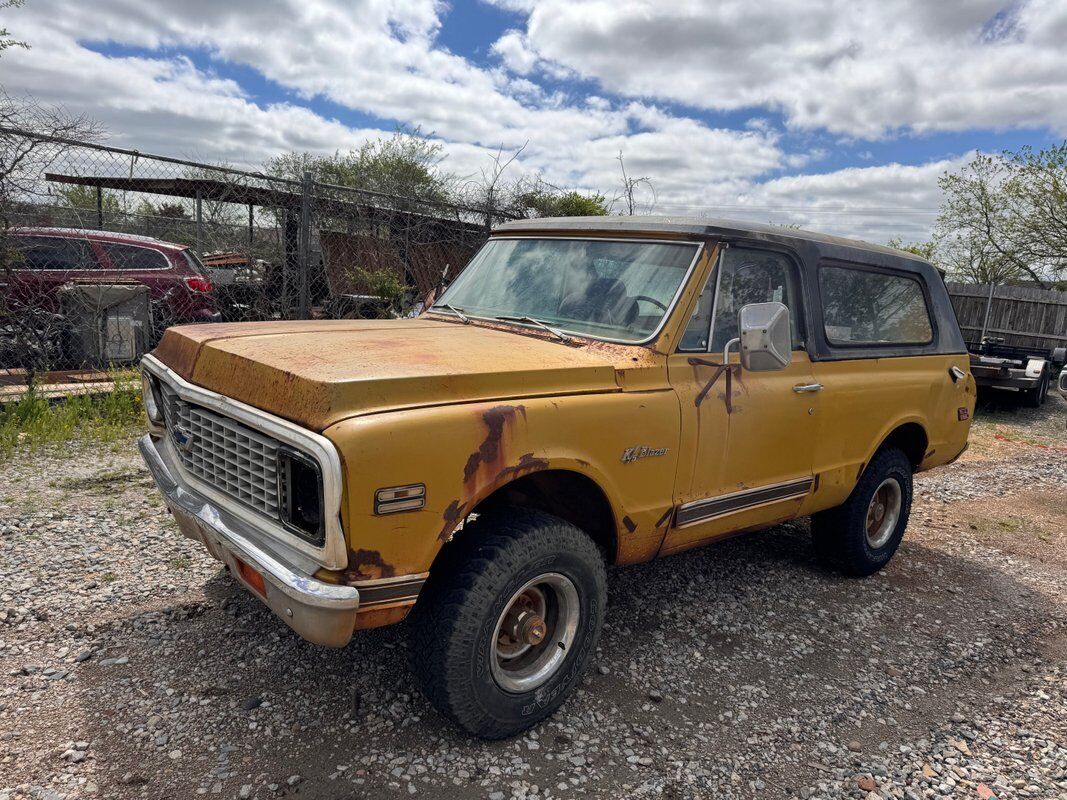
2,227,218,329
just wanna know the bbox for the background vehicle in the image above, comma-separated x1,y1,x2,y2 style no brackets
2,227,217,333
968,337,1063,406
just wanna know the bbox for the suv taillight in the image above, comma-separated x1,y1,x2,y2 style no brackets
184,275,213,293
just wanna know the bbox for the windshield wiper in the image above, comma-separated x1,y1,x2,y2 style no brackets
433,303,470,323
495,315,572,343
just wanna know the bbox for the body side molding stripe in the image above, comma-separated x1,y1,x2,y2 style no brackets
675,477,814,527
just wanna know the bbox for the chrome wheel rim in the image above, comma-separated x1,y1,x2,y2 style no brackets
490,573,580,694
865,478,902,550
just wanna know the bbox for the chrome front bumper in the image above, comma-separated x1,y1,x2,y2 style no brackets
139,434,360,647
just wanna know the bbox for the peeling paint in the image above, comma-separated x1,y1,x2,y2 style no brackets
439,499,465,542
345,549,396,581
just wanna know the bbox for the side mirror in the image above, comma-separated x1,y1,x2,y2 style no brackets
737,302,792,371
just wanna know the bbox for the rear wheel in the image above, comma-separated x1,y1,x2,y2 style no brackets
408,507,607,739
812,447,913,576
1022,369,1049,407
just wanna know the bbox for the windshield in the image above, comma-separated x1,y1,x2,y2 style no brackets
435,237,699,342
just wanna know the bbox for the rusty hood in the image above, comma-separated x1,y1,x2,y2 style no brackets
151,318,622,430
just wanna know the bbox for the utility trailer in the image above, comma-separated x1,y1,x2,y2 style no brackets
968,338,1064,406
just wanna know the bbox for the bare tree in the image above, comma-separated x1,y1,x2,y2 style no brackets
0,0,29,55
614,151,656,215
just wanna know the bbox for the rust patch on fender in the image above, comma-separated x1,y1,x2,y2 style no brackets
345,549,397,581
622,515,637,534
439,499,466,542
496,452,549,484
463,405,526,486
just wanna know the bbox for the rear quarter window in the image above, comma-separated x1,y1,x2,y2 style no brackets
8,235,93,270
819,264,933,346
101,242,170,271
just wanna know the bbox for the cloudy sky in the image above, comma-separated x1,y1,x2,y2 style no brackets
2,0,1065,242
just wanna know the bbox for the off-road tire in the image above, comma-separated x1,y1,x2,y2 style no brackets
407,507,607,739
811,447,913,576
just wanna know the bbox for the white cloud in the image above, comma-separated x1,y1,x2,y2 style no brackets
491,0,1067,138
0,0,1017,242
656,158,968,243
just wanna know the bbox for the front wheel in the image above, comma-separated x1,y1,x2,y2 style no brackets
408,508,607,739
811,447,913,576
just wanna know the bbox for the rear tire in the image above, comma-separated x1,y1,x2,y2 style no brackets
1022,369,1048,407
408,507,607,739
811,447,913,576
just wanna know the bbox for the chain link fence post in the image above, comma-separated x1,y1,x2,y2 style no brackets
297,170,312,320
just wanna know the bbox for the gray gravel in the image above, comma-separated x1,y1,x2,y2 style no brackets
1,394,1065,800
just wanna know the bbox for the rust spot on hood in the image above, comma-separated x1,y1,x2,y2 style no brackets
345,549,397,582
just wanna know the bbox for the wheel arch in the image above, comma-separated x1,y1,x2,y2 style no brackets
432,466,619,570
872,419,929,470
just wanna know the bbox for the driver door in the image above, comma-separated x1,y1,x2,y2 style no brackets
662,244,820,554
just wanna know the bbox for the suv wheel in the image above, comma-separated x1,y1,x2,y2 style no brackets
408,507,607,739
811,447,913,576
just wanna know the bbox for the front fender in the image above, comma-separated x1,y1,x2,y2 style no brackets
322,390,681,580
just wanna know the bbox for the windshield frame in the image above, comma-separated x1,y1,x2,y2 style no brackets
430,235,706,346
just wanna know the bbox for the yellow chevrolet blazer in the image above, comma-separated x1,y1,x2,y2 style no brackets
139,217,975,738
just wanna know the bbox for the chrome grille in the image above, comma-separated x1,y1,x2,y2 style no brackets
161,385,281,519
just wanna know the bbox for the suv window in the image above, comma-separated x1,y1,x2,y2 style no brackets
819,265,932,345
681,247,802,351
102,242,170,271
9,235,93,271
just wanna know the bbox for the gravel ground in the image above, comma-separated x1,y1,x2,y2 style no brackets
1,392,1065,800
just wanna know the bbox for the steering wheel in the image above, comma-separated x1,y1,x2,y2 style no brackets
632,295,668,312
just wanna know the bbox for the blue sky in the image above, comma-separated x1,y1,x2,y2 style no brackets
4,0,1066,242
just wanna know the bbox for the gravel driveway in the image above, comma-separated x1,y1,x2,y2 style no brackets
2,394,1065,800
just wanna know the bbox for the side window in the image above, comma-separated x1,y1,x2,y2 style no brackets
10,236,92,271
819,265,932,345
102,242,169,271
710,248,802,351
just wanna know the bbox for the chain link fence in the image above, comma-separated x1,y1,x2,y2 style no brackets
0,126,514,376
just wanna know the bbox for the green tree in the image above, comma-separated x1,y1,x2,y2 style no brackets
936,143,1067,286
58,183,120,213
517,188,609,217
887,239,936,260
265,128,453,202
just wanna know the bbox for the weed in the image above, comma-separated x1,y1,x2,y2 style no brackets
0,370,143,456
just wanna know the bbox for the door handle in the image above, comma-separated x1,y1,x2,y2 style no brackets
792,383,823,393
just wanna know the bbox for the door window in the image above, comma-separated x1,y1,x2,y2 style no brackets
9,236,93,271
680,247,803,351
101,242,170,271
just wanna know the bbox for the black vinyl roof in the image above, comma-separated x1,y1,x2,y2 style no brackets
494,215,928,268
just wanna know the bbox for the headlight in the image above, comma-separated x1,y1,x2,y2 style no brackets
277,447,325,545
141,371,163,424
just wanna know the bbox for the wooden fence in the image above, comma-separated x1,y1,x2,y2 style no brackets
946,282,1067,353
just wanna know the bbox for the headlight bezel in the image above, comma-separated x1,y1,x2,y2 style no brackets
141,370,164,424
